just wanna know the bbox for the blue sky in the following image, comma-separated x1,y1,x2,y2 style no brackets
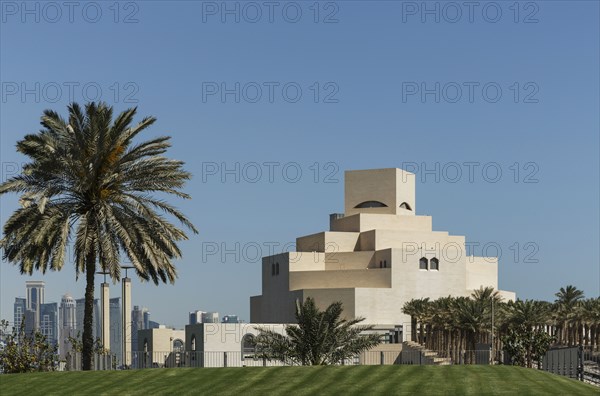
0,1,598,328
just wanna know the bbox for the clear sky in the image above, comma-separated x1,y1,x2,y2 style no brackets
1,1,598,329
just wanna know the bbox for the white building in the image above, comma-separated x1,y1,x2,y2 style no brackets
139,168,516,362
184,323,287,367
136,326,186,368
251,168,515,335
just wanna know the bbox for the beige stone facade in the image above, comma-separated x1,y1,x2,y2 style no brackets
250,168,515,332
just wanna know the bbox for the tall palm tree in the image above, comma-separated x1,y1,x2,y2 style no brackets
503,300,550,329
0,102,197,370
402,298,430,344
255,298,381,365
554,285,585,345
402,299,419,342
586,298,600,350
453,296,490,364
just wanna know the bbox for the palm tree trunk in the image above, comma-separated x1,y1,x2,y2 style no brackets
82,253,96,370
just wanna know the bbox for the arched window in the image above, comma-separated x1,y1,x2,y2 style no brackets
275,262,280,275
242,334,256,357
379,260,383,268
191,335,196,351
143,339,150,368
384,260,387,268
355,201,388,208
430,258,439,271
419,257,428,270
173,339,184,352
400,202,412,210
271,263,275,276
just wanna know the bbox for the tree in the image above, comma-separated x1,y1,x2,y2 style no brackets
0,318,58,373
503,300,550,329
0,102,197,370
453,297,489,363
402,298,430,344
501,300,552,367
254,298,382,365
400,286,598,365
580,298,600,349
554,285,585,345
502,324,555,368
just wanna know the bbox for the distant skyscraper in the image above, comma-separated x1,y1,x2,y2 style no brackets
40,303,58,346
189,310,205,325
59,294,77,358
13,297,26,334
26,281,45,313
109,297,122,364
202,312,219,323
222,315,240,323
24,310,37,335
131,306,149,351
76,298,101,340
25,281,45,332
143,311,150,330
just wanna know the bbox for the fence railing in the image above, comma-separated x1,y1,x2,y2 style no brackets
64,353,116,371
66,350,493,370
399,349,495,365
60,346,600,387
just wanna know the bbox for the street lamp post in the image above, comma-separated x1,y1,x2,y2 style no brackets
491,297,495,365
121,266,135,367
96,271,111,356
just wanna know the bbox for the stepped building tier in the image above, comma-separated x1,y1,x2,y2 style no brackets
250,168,515,327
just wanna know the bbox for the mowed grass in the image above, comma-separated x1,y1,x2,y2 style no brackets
1,365,597,396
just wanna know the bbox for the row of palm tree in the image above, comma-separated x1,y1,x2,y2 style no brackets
402,286,600,364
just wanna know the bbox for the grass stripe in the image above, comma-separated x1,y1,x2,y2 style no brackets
1,366,597,396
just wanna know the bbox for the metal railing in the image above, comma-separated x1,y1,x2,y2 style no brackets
64,353,116,371
399,349,492,365
118,350,491,369
126,351,294,369
61,347,600,376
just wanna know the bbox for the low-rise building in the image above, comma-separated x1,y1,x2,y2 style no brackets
136,326,185,368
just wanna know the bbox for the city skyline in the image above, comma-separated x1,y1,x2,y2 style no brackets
9,280,242,332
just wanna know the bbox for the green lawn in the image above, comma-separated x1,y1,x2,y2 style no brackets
0,365,597,396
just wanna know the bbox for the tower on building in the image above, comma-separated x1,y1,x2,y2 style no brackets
59,294,77,358
25,281,45,332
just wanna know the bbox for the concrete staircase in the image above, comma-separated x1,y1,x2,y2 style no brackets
401,341,452,365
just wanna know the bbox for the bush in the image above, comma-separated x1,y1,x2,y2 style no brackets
0,319,59,373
